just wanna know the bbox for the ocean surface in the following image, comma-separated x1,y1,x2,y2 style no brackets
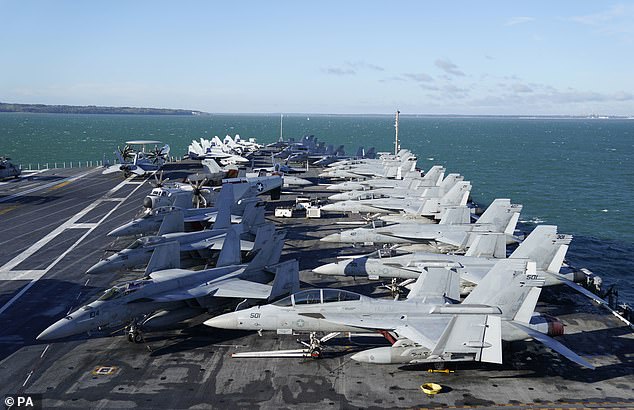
0,113,632,304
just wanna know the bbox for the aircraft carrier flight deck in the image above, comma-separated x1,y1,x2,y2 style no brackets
0,157,632,409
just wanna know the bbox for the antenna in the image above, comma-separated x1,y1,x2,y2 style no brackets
280,114,284,142
394,110,400,155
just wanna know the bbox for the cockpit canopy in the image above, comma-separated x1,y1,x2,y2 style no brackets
98,280,150,301
147,206,177,217
273,289,361,307
150,189,169,197
128,236,165,249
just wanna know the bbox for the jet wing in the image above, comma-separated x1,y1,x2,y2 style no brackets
150,270,269,302
424,314,502,364
393,323,438,350
389,314,499,360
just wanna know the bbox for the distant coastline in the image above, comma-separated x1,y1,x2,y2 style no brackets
0,102,205,116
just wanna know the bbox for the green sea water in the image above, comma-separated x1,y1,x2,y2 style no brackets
0,113,632,303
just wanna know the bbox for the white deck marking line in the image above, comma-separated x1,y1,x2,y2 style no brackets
0,179,147,315
0,168,101,204
71,223,99,229
22,370,34,387
0,270,46,281
40,345,49,358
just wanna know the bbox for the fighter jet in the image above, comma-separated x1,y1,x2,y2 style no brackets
205,259,593,369
327,173,462,202
320,199,522,249
324,160,436,193
87,198,270,275
38,227,299,343
319,152,418,180
320,181,472,219
315,225,578,288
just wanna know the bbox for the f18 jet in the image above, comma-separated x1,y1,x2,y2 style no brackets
206,259,593,369
315,225,576,287
38,227,298,343
325,164,444,193
87,197,270,275
320,181,472,219
320,199,522,249
327,173,462,202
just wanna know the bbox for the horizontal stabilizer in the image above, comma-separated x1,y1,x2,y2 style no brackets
212,279,273,299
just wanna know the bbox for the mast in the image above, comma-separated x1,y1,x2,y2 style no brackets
279,114,283,142
394,110,400,155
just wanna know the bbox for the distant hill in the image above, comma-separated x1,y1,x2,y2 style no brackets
0,102,205,115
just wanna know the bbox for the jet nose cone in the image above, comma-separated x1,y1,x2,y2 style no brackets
319,204,339,212
203,313,238,329
327,193,346,201
37,318,76,341
295,178,312,186
86,259,110,275
313,261,347,276
107,223,132,237
350,347,391,364
320,233,342,243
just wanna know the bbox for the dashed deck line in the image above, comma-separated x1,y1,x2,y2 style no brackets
0,176,147,314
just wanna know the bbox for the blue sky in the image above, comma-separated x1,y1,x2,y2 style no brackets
1,1,633,115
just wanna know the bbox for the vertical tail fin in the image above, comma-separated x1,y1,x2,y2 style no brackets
202,158,222,174
212,184,234,230
266,259,300,301
145,241,180,275
463,259,544,320
439,206,471,225
438,174,463,192
158,209,184,235
510,225,572,273
475,199,523,233
246,229,286,270
440,181,471,206
422,165,445,186
465,233,507,258
216,226,242,267
240,201,266,233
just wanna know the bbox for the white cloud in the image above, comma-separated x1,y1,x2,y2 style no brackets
346,61,385,71
504,16,535,26
434,59,465,76
322,67,356,76
403,73,434,82
569,4,634,37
